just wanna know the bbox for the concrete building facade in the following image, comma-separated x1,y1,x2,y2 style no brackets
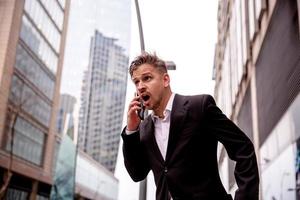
214,0,300,199
0,0,70,198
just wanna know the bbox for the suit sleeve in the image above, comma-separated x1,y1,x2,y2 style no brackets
204,95,259,200
121,127,150,182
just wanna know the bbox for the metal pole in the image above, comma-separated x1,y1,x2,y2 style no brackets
134,0,147,199
135,0,145,52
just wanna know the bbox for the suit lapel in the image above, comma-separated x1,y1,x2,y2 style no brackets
165,94,188,163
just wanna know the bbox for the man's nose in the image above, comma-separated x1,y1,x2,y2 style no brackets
137,81,145,91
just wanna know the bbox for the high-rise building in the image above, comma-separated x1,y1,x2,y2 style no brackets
214,0,300,199
0,0,70,198
61,0,131,99
78,30,129,173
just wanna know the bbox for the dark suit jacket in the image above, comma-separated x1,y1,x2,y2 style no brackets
122,94,259,200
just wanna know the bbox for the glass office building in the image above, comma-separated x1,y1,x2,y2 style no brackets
0,0,70,198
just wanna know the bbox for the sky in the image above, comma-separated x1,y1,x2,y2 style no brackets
60,0,218,199
115,1,218,200
129,0,218,96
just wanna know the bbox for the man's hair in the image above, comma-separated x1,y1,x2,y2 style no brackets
129,52,167,77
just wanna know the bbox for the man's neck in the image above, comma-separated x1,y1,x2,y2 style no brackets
154,90,172,118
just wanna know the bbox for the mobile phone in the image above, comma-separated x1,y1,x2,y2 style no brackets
136,93,145,120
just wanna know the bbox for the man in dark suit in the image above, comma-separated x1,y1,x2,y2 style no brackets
121,52,259,200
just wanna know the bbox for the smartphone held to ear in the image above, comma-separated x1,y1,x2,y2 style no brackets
136,93,145,120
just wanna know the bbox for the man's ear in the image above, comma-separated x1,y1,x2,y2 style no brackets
163,73,170,87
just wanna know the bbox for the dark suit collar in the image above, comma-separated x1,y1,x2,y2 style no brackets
165,94,189,162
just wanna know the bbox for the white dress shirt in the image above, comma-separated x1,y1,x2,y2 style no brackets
151,93,175,160
152,93,175,200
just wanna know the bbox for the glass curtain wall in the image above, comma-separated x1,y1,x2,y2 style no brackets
4,0,64,166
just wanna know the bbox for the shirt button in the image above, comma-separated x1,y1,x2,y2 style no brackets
164,167,168,173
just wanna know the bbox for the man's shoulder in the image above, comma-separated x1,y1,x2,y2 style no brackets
173,94,215,110
176,93,214,102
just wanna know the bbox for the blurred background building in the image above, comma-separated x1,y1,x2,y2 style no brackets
56,93,76,139
77,30,129,173
75,150,118,200
52,91,119,200
0,0,70,198
214,0,300,199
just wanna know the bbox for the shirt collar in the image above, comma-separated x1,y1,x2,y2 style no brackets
165,92,175,112
152,93,175,120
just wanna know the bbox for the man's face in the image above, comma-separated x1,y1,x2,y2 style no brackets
132,64,169,111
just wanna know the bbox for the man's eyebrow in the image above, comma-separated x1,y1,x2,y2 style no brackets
132,77,138,82
141,72,152,77
132,72,152,81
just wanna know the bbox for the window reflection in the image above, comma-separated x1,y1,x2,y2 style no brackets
40,0,64,30
5,116,46,165
20,15,58,74
15,43,55,99
24,0,61,52
9,75,52,127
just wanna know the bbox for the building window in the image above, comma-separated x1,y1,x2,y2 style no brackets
40,0,64,30
5,116,46,166
15,43,55,99
237,87,253,141
9,75,52,127
24,0,61,52
6,188,29,200
20,15,58,74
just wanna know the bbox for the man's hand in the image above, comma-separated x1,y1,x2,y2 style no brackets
127,95,142,131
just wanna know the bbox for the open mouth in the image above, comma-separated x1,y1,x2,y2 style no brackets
141,94,150,102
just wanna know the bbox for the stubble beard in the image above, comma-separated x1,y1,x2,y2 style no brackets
151,92,164,115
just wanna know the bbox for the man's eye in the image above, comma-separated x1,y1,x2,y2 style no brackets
143,76,152,81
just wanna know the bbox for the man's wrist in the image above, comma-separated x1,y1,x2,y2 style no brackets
125,128,138,135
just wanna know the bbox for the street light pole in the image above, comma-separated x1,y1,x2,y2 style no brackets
135,0,145,52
